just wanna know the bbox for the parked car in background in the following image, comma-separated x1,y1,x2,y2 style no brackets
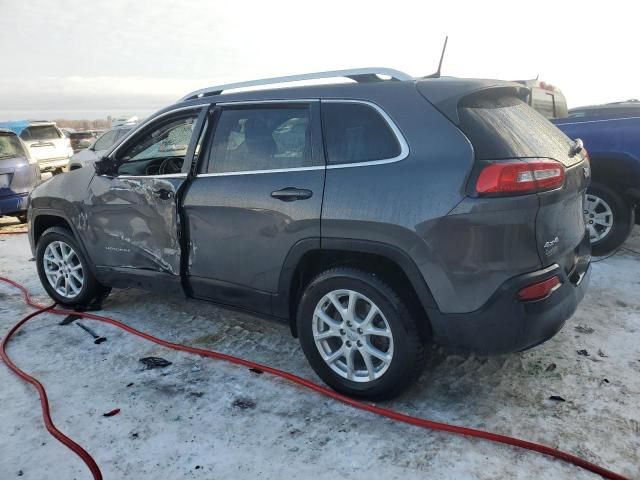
0,129,41,223
0,120,73,174
554,103,640,255
516,79,568,119
568,99,640,119
28,69,591,399
69,125,135,170
110,115,139,127
69,131,100,152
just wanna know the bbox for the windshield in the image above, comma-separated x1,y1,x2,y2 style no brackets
128,121,192,161
20,125,61,141
0,134,27,159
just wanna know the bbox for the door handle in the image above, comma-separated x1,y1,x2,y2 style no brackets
271,187,313,202
152,188,173,200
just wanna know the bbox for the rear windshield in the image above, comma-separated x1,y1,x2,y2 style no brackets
458,93,572,161
20,125,61,141
0,134,27,159
70,132,95,139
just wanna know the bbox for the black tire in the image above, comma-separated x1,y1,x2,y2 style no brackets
296,267,428,400
16,213,28,224
36,226,110,306
587,183,635,256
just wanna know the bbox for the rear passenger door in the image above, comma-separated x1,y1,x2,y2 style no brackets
183,101,325,314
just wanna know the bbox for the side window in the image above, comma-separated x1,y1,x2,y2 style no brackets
93,130,118,151
207,105,314,174
322,102,401,165
116,113,198,176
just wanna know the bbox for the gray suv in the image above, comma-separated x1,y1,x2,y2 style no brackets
28,68,591,399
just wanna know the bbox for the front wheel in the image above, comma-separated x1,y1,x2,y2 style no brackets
297,267,427,400
36,226,110,306
585,183,635,256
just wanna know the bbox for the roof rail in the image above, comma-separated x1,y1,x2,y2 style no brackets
179,68,413,102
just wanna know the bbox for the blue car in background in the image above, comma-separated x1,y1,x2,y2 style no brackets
553,100,640,255
0,129,41,223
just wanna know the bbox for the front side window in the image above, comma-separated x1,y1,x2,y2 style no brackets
321,102,401,165
207,106,314,173
116,114,198,176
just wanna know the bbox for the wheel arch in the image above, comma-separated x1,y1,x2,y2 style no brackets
31,210,98,278
588,152,640,205
275,238,437,339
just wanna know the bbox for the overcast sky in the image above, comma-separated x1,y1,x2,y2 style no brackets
1,0,638,120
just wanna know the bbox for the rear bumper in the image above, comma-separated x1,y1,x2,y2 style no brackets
0,192,29,215
428,250,591,355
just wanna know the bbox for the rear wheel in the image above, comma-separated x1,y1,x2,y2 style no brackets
36,226,110,306
586,183,634,256
297,267,427,400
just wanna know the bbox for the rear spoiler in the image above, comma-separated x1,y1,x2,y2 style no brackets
416,77,530,124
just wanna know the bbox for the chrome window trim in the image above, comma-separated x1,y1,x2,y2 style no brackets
197,166,325,178
557,115,640,126
215,99,317,107
110,105,206,159
194,99,409,178
117,173,188,180
321,99,409,169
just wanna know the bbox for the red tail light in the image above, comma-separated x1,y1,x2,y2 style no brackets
517,276,561,302
476,159,565,196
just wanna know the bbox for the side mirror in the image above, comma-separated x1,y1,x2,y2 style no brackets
78,139,92,149
94,156,118,176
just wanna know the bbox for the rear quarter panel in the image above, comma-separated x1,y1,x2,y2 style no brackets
321,87,481,313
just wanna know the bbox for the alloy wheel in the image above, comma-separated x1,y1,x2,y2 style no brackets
43,240,84,298
312,289,394,382
585,194,614,243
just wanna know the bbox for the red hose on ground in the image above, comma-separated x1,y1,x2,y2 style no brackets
0,275,629,480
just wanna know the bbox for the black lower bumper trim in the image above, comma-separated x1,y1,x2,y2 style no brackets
428,258,591,355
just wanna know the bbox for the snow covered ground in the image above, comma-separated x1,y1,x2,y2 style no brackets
1,217,639,480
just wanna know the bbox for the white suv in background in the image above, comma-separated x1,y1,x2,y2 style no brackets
19,122,73,173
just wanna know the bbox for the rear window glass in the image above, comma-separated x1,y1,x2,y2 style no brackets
458,93,572,160
0,134,27,159
322,103,400,164
70,132,95,139
20,125,61,141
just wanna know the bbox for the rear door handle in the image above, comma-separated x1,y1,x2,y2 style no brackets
271,187,313,202
152,188,173,200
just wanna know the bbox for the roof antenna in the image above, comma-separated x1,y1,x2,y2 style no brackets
423,36,448,78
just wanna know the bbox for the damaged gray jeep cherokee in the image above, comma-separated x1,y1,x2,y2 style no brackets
28,68,592,400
